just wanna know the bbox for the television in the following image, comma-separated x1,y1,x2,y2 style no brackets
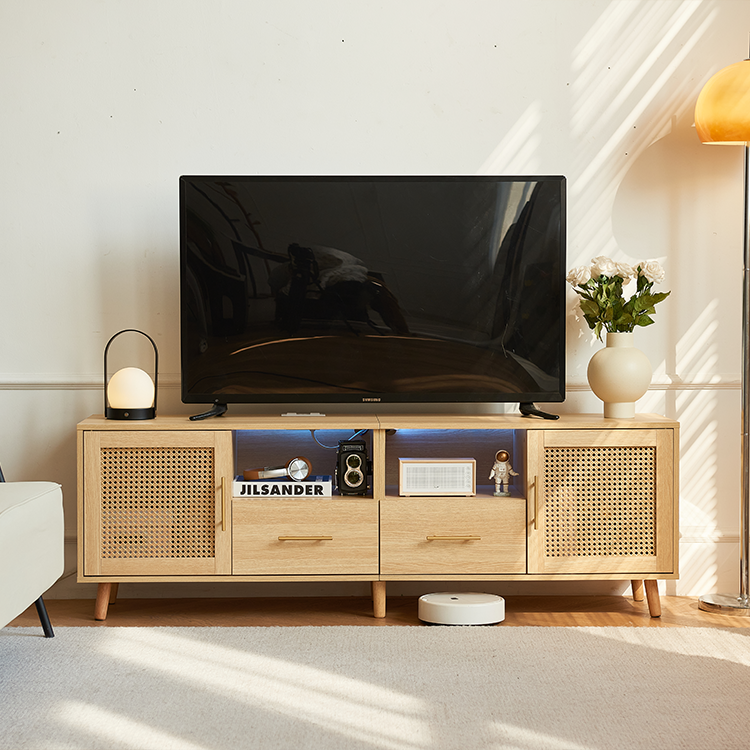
179,175,566,417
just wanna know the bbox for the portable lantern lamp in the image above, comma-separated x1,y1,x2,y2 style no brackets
104,329,158,420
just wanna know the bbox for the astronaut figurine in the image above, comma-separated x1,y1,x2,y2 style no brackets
489,450,518,496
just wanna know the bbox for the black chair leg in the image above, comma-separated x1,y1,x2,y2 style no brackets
34,596,54,638
3,470,54,638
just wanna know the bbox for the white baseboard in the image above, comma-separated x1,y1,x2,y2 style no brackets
679,527,740,544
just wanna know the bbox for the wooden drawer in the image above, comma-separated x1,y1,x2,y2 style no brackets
380,497,526,575
232,499,379,575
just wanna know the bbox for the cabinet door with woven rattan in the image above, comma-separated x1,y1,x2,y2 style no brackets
83,431,233,576
527,429,676,575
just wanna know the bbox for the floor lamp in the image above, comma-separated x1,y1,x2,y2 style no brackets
695,56,750,614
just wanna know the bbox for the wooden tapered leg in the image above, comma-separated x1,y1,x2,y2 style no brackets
372,580,386,618
644,580,661,618
109,583,119,605
94,583,113,621
631,580,644,601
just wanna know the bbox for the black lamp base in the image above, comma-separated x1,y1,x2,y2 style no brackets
105,407,156,420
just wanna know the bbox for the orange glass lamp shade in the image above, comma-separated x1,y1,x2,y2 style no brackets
104,329,158,420
695,59,750,144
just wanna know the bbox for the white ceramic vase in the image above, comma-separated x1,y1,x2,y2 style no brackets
586,331,652,419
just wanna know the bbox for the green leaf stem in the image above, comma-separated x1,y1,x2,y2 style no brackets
569,266,670,341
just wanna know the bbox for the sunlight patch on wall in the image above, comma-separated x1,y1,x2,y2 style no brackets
675,299,720,386
569,0,714,267
636,387,665,415
477,101,541,176
678,393,718,518
675,302,720,528
672,299,727,594
571,0,707,140
678,541,720,596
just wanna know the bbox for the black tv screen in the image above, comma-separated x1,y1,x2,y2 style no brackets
179,175,565,410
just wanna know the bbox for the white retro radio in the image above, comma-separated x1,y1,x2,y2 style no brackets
398,458,476,497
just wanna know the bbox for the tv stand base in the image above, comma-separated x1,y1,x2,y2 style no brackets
519,402,560,420
189,402,228,421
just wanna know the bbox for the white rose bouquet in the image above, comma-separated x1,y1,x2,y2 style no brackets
567,256,670,340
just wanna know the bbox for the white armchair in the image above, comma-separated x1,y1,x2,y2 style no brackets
0,470,64,637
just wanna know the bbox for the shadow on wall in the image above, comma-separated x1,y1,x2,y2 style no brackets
613,112,744,597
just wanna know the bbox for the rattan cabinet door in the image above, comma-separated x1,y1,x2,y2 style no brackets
82,431,233,576
527,429,676,575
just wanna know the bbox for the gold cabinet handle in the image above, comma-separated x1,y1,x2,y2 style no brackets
278,535,333,541
426,535,481,541
533,475,538,530
221,477,227,532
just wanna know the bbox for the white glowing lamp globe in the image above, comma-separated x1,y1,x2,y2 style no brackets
107,367,155,409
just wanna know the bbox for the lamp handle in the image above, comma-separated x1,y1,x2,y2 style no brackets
103,329,159,416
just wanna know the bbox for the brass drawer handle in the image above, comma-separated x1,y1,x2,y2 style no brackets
221,477,227,532
278,535,333,541
426,535,481,541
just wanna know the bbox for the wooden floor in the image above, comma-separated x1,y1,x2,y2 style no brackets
9,595,750,628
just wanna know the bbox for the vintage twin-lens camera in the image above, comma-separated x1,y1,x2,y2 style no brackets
335,440,370,496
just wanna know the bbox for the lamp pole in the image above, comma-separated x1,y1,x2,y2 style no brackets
699,144,750,613
693,51,750,613
742,143,750,605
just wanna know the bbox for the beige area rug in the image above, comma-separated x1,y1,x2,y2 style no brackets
2,626,750,750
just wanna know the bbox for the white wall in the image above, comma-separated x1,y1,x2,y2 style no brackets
2,0,748,599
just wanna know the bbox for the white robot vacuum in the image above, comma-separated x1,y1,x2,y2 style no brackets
418,592,505,625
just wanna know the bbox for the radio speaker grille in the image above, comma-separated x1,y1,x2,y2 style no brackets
543,445,656,558
404,465,466,492
100,447,215,559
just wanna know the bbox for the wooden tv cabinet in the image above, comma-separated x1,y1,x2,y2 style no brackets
76,413,679,620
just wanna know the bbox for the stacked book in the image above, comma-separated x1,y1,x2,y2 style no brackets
232,475,333,498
